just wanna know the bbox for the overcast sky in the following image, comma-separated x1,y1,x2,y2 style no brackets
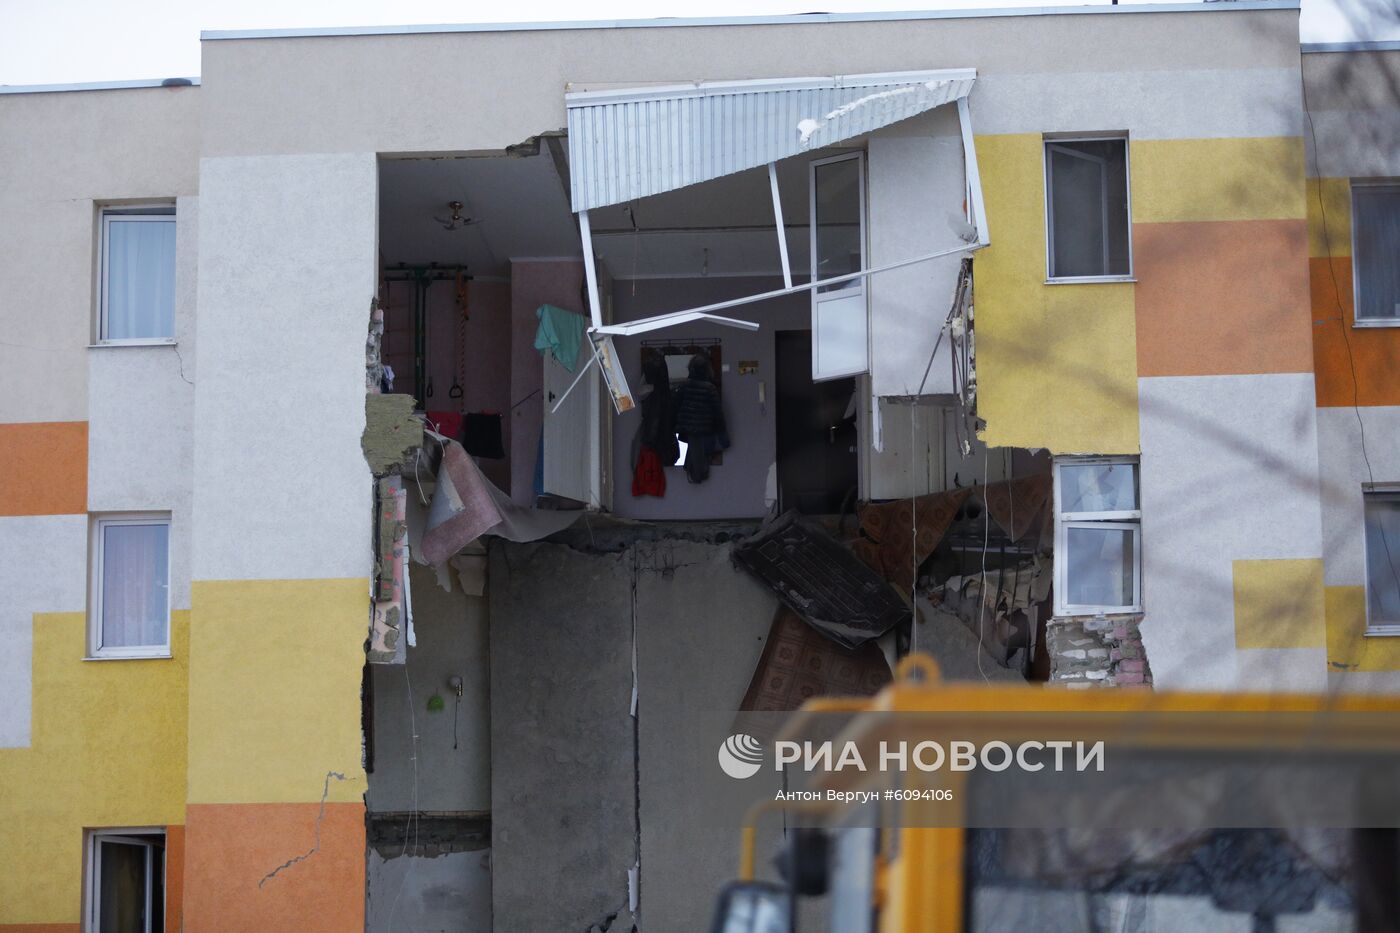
1,0,1394,86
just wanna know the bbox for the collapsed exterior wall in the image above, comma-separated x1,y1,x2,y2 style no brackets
490,529,822,932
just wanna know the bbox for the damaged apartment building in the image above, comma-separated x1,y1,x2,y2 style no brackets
2,2,1399,930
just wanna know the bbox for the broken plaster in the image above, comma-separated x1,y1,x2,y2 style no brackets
257,771,349,889
362,394,423,475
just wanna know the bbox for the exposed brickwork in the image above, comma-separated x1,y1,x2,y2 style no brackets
1047,615,1153,689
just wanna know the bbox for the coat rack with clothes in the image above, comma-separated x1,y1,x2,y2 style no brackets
633,339,729,493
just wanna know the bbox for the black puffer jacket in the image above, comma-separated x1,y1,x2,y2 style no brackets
672,354,727,441
633,357,679,465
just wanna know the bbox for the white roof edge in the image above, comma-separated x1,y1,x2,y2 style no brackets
1302,40,1400,53
566,68,979,105
200,2,1300,42
0,77,199,95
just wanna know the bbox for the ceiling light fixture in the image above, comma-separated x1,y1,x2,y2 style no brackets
434,200,481,231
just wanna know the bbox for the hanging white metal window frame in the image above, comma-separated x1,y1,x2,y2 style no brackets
809,151,869,381
562,69,989,412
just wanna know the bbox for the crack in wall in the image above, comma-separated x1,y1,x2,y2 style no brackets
257,771,349,889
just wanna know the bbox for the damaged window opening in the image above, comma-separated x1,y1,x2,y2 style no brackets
811,152,869,381
1044,137,1131,281
1053,457,1141,616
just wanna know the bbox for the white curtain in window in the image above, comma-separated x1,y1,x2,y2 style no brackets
1353,187,1400,322
101,523,169,648
106,219,175,339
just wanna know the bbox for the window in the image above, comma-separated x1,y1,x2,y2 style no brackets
1364,488,1400,632
810,152,868,380
99,206,176,341
86,830,165,933
89,515,171,659
1352,184,1400,325
1044,138,1131,280
1054,458,1141,615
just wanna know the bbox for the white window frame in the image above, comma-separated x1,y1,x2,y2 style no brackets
1043,135,1134,284
88,513,172,660
809,150,870,382
98,205,177,345
1363,485,1400,634
1349,181,1400,329
1053,456,1142,616
85,828,166,933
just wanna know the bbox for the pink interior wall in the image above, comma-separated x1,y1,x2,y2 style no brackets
508,260,585,505
381,278,514,490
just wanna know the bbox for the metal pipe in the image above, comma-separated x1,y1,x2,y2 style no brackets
594,241,986,334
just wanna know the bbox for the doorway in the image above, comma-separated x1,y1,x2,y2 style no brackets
775,330,858,514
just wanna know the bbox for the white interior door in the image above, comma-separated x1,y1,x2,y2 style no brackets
810,152,869,381
542,317,601,505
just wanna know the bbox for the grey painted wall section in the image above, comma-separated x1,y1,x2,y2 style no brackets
1137,374,1325,692
191,153,376,581
366,848,492,933
970,67,1303,139
198,9,1301,157
1318,406,1400,589
368,562,491,813
1303,49,1400,176
609,276,808,521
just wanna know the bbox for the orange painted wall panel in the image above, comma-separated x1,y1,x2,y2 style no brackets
1311,257,1400,407
165,824,185,933
183,803,365,933
1134,220,1313,377
0,422,86,516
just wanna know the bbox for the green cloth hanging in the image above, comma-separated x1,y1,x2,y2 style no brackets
533,304,586,372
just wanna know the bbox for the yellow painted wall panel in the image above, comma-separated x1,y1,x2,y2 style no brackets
1306,177,1352,258
1232,559,1325,650
0,612,189,924
186,579,367,805
1131,137,1306,223
973,133,1140,454
1326,585,1400,672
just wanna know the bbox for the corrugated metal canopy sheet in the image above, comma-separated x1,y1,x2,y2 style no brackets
565,69,976,212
